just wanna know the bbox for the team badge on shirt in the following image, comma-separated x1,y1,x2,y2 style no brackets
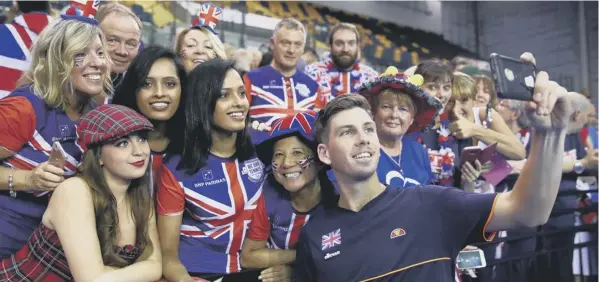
242,158,265,182
295,83,310,97
390,228,406,239
321,228,342,250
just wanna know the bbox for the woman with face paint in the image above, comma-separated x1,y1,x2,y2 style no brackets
175,3,227,73
112,46,187,182
156,59,264,282
0,6,112,258
240,111,325,282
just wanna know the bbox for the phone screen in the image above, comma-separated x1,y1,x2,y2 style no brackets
457,250,486,269
48,142,66,169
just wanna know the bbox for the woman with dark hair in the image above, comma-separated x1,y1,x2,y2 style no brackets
0,104,162,281
241,111,327,282
157,59,264,282
112,45,187,176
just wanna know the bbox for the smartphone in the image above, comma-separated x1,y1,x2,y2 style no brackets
460,146,481,167
457,249,487,270
478,143,498,165
489,53,536,101
48,141,66,169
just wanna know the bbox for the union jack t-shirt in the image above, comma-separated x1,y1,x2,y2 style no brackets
157,153,265,274
244,65,327,126
246,180,321,250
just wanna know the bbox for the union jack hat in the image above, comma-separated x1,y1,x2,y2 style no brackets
255,111,318,164
61,0,100,25
358,66,442,133
77,104,153,149
191,3,222,35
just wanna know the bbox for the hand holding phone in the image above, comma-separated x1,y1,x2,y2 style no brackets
48,141,66,169
457,249,487,270
489,53,536,101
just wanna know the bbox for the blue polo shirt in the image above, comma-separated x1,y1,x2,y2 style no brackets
294,185,498,282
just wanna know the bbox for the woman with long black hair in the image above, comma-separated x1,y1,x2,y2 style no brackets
112,45,187,179
157,59,264,282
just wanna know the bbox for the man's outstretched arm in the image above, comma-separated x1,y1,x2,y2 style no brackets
486,53,572,231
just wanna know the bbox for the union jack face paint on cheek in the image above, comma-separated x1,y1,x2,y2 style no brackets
272,155,315,172
298,155,315,169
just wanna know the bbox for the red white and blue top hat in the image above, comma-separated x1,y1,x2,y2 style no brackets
61,0,100,25
191,3,222,35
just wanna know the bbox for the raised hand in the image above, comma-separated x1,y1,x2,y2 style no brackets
519,53,572,133
449,108,478,139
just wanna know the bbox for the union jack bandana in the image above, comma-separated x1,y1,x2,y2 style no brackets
61,0,100,25
192,3,222,35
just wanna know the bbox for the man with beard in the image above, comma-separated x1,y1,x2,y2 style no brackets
305,23,378,101
244,18,326,126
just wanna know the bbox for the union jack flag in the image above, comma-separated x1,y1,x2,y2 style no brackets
269,111,316,136
246,67,324,126
193,3,222,34
321,228,342,250
173,160,262,273
0,13,52,98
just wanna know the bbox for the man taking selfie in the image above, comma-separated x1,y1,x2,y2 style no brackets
294,53,573,282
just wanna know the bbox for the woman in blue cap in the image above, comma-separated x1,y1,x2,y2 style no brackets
241,111,330,282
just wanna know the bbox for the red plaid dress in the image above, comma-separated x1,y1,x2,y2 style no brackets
0,224,141,281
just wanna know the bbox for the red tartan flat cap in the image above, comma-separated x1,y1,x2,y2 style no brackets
77,104,153,147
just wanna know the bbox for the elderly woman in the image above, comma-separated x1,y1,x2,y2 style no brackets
357,67,442,188
0,8,111,258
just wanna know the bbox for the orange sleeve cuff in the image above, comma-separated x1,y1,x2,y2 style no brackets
0,97,35,152
481,193,500,242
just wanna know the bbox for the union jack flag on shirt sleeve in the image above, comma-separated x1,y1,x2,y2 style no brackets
156,164,186,216
246,194,271,241
0,97,36,152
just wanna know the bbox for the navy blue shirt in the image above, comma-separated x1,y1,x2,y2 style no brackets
294,185,498,282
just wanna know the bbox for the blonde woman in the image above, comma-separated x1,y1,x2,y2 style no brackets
0,14,111,257
448,72,525,190
175,3,227,73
